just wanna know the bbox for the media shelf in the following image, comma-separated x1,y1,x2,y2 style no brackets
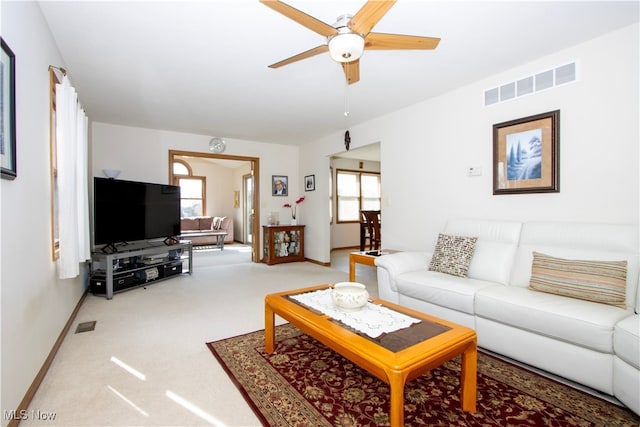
89,240,192,299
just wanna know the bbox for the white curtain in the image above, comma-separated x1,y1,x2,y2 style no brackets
56,76,90,279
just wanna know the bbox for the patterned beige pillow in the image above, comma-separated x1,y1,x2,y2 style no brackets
528,252,627,308
428,234,478,277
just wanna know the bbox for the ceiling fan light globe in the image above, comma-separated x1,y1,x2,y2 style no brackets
328,33,364,63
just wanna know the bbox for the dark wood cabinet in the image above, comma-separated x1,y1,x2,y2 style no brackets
262,225,305,265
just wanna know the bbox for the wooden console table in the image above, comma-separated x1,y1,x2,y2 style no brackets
350,250,397,281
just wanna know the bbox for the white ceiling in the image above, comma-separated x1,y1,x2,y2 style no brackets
38,1,639,146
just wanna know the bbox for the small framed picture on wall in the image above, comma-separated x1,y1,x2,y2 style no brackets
272,175,288,196
305,175,315,191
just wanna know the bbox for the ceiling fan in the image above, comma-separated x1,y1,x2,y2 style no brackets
260,0,440,85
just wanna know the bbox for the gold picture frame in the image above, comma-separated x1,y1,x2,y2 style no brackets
493,110,560,195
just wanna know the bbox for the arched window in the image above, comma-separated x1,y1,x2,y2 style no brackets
173,159,191,176
172,160,205,217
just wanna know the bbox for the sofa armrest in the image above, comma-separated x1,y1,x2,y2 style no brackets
221,217,234,243
375,251,430,294
375,251,431,275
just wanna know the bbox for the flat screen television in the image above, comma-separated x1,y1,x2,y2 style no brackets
93,177,181,248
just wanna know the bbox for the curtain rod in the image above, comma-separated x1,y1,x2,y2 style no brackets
48,65,67,76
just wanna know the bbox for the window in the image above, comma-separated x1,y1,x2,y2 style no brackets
329,167,333,224
173,160,190,176
49,68,60,260
173,160,206,217
336,169,380,222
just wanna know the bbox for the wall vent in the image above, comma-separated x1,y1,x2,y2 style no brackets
75,321,96,333
484,61,577,107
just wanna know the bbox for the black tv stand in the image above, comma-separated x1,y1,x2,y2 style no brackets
89,240,192,299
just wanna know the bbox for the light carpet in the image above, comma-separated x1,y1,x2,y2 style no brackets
21,249,368,426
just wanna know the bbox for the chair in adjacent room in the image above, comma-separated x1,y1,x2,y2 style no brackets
360,210,381,251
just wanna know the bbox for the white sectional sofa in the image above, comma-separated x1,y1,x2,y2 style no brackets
375,219,640,415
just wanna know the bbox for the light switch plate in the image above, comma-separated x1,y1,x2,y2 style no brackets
468,166,482,177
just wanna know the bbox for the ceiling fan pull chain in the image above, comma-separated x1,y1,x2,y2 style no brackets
344,91,350,117
344,80,350,117
343,80,351,150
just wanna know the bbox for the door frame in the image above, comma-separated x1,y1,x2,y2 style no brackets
242,173,254,244
168,149,260,262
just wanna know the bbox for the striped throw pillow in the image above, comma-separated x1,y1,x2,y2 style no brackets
528,252,627,308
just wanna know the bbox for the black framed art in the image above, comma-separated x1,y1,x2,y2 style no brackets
1,38,16,180
305,174,315,191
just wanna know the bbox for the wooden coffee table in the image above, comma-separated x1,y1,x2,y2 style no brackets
264,284,477,426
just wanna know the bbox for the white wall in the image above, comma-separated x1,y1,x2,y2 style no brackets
0,3,86,422
301,23,639,259
91,123,300,253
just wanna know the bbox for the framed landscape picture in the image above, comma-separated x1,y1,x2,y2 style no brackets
493,110,559,195
1,38,16,180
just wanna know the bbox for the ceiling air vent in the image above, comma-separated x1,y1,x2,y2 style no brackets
484,62,576,107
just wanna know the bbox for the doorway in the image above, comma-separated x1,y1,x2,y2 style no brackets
243,173,254,243
168,150,261,262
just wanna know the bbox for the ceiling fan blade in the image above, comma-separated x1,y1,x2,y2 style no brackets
342,60,360,85
260,0,338,37
268,45,329,68
349,0,396,36
365,32,440,50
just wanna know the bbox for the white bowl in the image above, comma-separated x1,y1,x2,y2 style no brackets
331,282,369,311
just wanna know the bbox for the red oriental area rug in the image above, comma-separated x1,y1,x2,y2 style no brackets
206,323,639,426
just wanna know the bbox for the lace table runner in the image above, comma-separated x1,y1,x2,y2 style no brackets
290,288,421,338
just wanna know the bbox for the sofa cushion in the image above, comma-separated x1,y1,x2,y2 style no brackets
510,222,639,312
475,286,632,353
614,315,640,369
181,217,200,231
396,270,500,314
529,252,628,308
443,219,522,285
200,216,213,230
428,234,477,277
